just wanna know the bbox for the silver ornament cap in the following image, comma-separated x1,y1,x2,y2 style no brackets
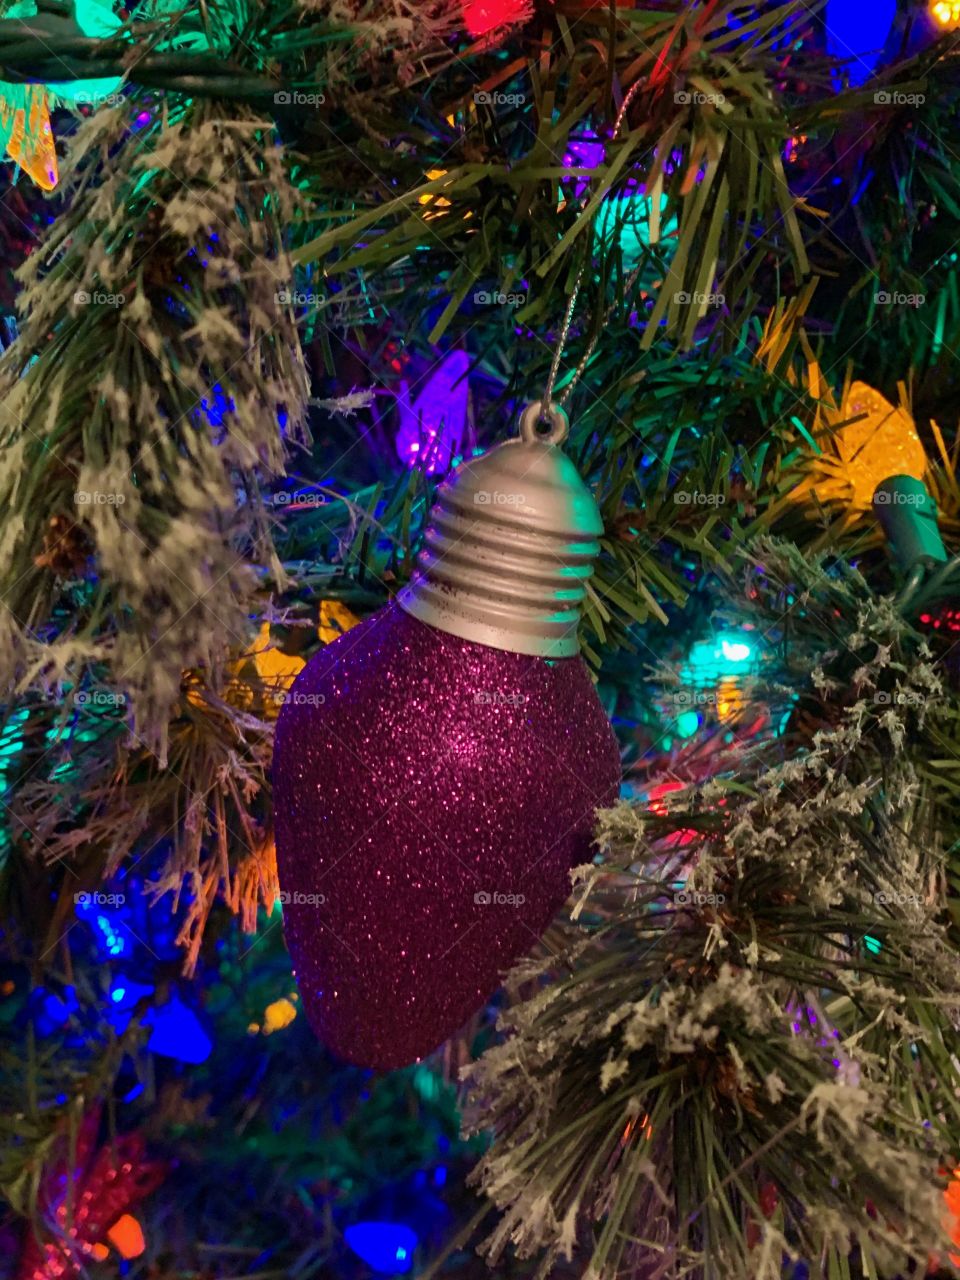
397,402,604,658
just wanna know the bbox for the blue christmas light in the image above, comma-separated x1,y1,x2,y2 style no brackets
75,894,131,957
30,985,79,1035
106,979,155,1018
344,1222,418,1274
74,862,185,965
198,383,235,431
104,983,212,1063
143,992,213,1064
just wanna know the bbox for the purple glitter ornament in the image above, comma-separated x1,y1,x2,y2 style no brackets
274,401,621,1070
274,606,619,1069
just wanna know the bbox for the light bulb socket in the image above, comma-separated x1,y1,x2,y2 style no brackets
398,403,604,658
872,475,948,572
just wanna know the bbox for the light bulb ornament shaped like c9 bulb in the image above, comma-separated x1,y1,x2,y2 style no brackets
273,401,621,1071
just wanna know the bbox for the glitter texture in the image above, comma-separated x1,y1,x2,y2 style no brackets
833,382,927,511
273,603,620,1070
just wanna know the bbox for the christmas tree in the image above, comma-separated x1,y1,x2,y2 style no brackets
2,0,960,1276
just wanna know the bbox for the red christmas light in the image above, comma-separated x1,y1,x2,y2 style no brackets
461,0,532,38
17,1107,166,1280
919,606,960,633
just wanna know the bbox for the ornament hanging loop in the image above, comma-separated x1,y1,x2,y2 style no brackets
520,400,569,446
537,79,645,421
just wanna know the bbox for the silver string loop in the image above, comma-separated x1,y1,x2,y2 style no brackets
539,77,645,417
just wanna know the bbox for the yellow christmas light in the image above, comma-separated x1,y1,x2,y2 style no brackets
792,380,928,515
932,0,960,28
418,122,472,221
183,622,305,716
248,992,299,1036
835,382,927,510
319,598,361,644
251,621,305,696
716,676,746,723
418,168,453,218
263,995,299,1033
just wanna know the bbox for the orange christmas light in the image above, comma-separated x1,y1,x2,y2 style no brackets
0,85,58,190
86,1214,147,1261
107,1213,147,1259
621,1112,653,1144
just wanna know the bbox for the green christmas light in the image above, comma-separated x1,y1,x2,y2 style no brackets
594,191,677,270
675,709,700,738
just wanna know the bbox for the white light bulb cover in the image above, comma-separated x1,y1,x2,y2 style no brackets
397,402,605,657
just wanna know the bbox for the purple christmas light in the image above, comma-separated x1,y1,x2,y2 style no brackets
395,349,470,474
